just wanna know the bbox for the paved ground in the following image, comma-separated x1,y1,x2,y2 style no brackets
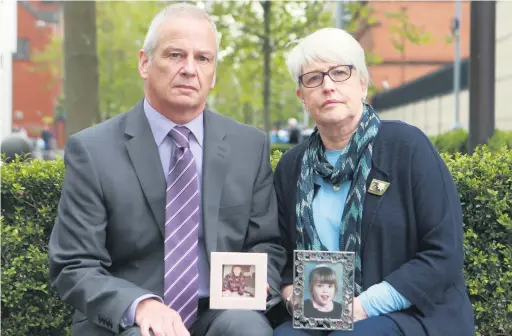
32,149,64,160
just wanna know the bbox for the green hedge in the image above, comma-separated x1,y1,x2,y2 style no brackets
270,143,295,153
273,129,512,155
442,148,512,335
1,158,72,335
2,147,512,335
429,129,512,154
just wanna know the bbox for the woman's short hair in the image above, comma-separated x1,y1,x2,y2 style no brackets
285,28,370,98
308,265,339,293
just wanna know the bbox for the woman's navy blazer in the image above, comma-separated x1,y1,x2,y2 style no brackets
273,120,476,336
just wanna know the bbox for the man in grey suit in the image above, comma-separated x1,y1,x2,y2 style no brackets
48,3,285,336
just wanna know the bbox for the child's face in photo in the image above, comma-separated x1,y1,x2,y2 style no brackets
311,282,336,306
232,266,242,276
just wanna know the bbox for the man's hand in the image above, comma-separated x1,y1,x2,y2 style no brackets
353,296,368,322
135,299,190,336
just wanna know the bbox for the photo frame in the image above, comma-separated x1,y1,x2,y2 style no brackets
292,250,355,331
209,252,267,310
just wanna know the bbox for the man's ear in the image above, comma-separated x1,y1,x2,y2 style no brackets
138,49,150,79
296,88,302,99
210,72,216,89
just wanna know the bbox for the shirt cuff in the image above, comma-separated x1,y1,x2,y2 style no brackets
120,294,162,328
359,281,412,318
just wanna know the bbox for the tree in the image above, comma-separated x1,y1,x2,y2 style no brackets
95,1,167,119
209,1,332,131
32,1,166,122
209,1,431,131
32,1,430,132
62,1,99,139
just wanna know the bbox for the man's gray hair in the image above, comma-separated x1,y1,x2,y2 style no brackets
142,2,220,61
285,28,370,99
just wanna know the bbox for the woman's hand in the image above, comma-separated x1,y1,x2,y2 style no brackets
281,285,294,314
353,296,368,322
281,285,293,301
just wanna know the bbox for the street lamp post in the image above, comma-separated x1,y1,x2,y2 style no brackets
336,1,345,29
452,0,461,129
468,1,496,153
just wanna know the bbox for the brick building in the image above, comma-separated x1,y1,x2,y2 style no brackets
372,1,512,135
12,0,63,143
325,1,471,92
357,1,471,92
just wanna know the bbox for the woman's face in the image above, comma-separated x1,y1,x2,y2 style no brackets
311,282,336,306
297,61,366,128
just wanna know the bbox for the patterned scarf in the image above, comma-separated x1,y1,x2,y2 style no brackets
296,103,380,295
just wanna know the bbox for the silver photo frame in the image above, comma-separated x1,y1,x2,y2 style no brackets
292,250,355,331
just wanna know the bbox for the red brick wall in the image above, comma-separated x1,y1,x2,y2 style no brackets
362,1,470,91
12,1,62,141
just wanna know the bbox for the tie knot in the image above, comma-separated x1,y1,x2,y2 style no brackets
170,126,191,149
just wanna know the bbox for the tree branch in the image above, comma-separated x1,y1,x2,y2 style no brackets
239,25,265,41
354,21,381,40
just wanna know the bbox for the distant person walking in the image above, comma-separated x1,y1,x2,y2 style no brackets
41,124,52,151
288,118,300,144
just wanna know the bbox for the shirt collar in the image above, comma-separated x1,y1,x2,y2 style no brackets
144,98,204,148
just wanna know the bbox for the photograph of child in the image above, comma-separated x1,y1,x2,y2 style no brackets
303,264,343,319
222,264,256,298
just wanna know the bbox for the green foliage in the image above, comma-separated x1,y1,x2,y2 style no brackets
30,1,168,120
270,149,283,171
2,147,512,334
95,1,167,119
1,157,71,336
443,147,512,336
488,130,512,152
270,143,295,154
430,128,469,154
430,129,512,154
209,0,332,127
28,35,63,90
30,1,432,129
384,10,431,52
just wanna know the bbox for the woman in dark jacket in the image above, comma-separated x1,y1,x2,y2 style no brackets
272,27,475,336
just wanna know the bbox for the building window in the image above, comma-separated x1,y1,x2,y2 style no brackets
13,38,30,61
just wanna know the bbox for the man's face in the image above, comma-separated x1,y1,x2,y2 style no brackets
139,16,217,113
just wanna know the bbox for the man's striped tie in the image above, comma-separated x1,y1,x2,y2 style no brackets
163,126,200,328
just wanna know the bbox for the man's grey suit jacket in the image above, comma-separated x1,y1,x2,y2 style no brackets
48,100,286,335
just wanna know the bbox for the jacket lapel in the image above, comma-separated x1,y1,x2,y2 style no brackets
361,166,390,252
360,143,390,253
124,101,166,237
202,110,230,263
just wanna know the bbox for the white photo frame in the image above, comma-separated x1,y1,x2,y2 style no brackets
209,252,267,310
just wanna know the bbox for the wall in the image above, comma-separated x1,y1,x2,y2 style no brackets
12,1,62,138
324,1,470,91
0,0,17,141
364,1,470,90
372,1,512,136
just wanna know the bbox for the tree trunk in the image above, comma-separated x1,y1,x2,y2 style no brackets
63,0,99,140
243,102,252,125
262,0,271,134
